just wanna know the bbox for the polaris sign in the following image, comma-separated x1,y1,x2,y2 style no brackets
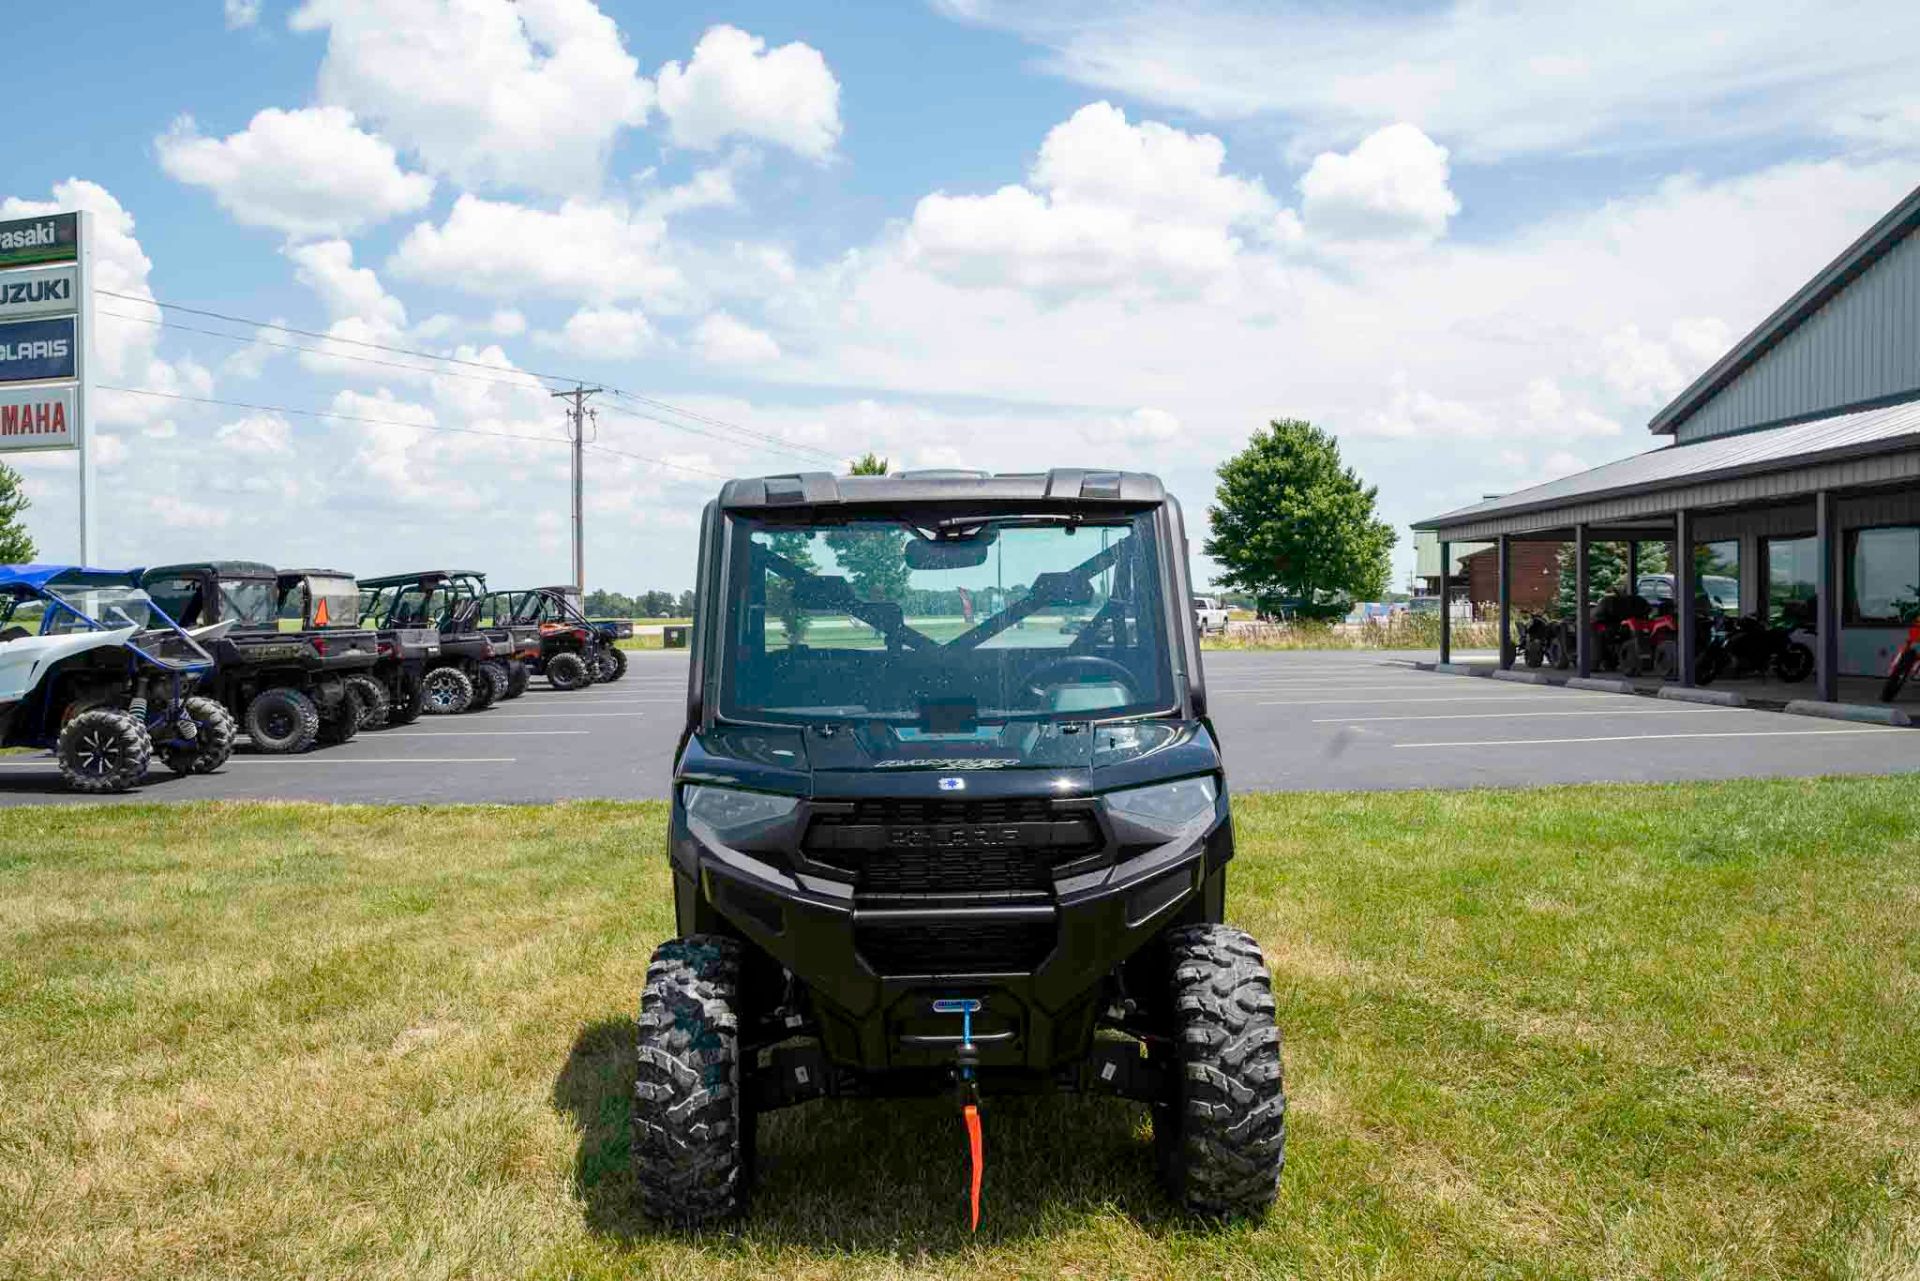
0,212,78,270
0,317,77,383
0,265,77,322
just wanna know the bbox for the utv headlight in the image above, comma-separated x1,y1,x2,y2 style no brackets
1103,776,1218,830
684,785,799,843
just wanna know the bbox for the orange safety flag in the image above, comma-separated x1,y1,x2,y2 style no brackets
963,1103,983,1232
314,598,330,626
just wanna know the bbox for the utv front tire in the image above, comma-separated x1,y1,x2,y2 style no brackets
346,674,392,729
420,667,474,715
317,685,364,746
164,696,238,775
503,659,529,699
1154,924,1286,1221
390,677,426,725
478,660,511,707
547,651,589,691
632,935,752,1227
604,646,628,681
246,687,321,754
58,708,153,793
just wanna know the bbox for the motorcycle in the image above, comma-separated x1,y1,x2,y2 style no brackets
1515,612,1558,668
1715,607,1815,683
1880,594,1920,702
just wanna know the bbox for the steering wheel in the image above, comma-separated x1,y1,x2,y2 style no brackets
1023,655,1140,706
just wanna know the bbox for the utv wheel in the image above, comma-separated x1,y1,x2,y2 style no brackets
466,664,500,712
1777,642,1815,684
163,696,237,775
420,667,474,715
547,651,590,691
246,687,322,753
346,674,392,729
317,685,364,746
1884,649,1916,703
503,659,529,699
1154,924,1286,1221
479,661,511,707
604,646,629,681
390,678,426,725
632,935,753,1227
58,708,153,793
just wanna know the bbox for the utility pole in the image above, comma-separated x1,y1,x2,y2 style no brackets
552,385,602,592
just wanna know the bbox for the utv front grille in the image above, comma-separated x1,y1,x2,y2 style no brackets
805,797,1101,897
854,918,1056,976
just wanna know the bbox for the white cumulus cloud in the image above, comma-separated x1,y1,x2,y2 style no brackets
546,305,655,358
656,25,842,160
1298,123,1460,243
291,0,653,195
390,194,683,304
157,106,433,238
692,312,780,365
224,0,261,30
216,412,295,456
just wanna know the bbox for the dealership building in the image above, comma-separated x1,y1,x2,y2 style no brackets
1415,182,1920,706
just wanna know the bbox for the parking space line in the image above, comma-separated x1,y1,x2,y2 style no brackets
475,712,647,719
1315,707,1725,723
227,757,519,764
1394,728,1898,749
376,730,589,736
1259,694,1624,706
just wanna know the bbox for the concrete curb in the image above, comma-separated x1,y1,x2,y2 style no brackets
1490,669,1551,684
1657,686,1745,707
1782,699,1913,727
1566,676,1637,694
1411,661,1437,671
1434,662,1491,676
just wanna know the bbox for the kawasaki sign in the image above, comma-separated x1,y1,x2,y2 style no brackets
0,212,78,270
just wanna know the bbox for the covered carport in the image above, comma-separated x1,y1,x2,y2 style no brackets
1417,181,1920,712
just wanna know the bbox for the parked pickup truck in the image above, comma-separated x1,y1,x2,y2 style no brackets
1192,595,1231,635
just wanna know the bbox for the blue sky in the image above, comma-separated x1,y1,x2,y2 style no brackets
3,0,1917,592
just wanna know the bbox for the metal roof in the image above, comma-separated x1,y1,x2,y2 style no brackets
1416,396,1920,535
719,468,1166,511
1649,182,1920,436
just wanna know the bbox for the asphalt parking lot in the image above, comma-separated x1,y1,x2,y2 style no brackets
4,648,1919,805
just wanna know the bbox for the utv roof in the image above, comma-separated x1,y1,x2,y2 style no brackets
718,469,1167,511
356,569,488,588
275,567,358,579
0,564,136,591
139,560,278,580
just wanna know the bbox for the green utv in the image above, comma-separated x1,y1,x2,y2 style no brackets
139,562,380,753
358,570,536,714
636,469,1285,1231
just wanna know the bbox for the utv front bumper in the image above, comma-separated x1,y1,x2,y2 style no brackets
670,791,1232,1074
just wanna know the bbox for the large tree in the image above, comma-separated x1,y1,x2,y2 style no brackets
1205,419,1394,611
0,460,34,563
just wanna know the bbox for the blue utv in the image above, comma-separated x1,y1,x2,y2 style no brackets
0,565,235,792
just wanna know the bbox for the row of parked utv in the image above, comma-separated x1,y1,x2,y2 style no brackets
0,562,634,793
1514,592,1818,686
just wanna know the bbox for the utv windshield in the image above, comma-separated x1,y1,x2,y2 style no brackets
44,585,159,632
719,511,1176,724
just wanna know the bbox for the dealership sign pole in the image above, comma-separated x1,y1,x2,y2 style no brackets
0,209,91,561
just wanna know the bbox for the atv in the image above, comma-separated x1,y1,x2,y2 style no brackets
634,469,1285,1231
139,561,379,753
0,564,232,791
489,585,628,689
358,570,530,714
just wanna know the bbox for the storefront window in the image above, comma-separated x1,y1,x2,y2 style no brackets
1847,526,1920,625
1695,541,1740,614
1765,537,1818,624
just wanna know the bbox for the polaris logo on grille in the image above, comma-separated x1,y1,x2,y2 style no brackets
938,776,965,791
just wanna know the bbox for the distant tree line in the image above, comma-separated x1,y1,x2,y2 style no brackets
584,589,697,618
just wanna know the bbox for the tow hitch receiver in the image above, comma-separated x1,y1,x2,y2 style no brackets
932,998,985,1231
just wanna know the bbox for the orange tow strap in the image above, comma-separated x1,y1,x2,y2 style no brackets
963,1103,983,1231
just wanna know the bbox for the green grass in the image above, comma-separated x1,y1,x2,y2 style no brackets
2,783,1918,1279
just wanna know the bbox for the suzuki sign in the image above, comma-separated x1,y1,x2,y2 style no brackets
0,385,76,451
0,264,78,321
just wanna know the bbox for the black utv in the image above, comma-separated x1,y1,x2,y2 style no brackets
358,570,532,714
139,561,379,753
275,569,434,730
487,585,627,689
636,469,1285,1230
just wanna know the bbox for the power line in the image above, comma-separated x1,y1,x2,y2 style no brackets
595,400,836,467
100,286,837,463
97,309,560,393
96,384,727,481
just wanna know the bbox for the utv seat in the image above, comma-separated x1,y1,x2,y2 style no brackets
0,625,29,643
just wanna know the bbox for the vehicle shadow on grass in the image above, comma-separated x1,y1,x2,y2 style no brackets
554,1017,1182,1252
